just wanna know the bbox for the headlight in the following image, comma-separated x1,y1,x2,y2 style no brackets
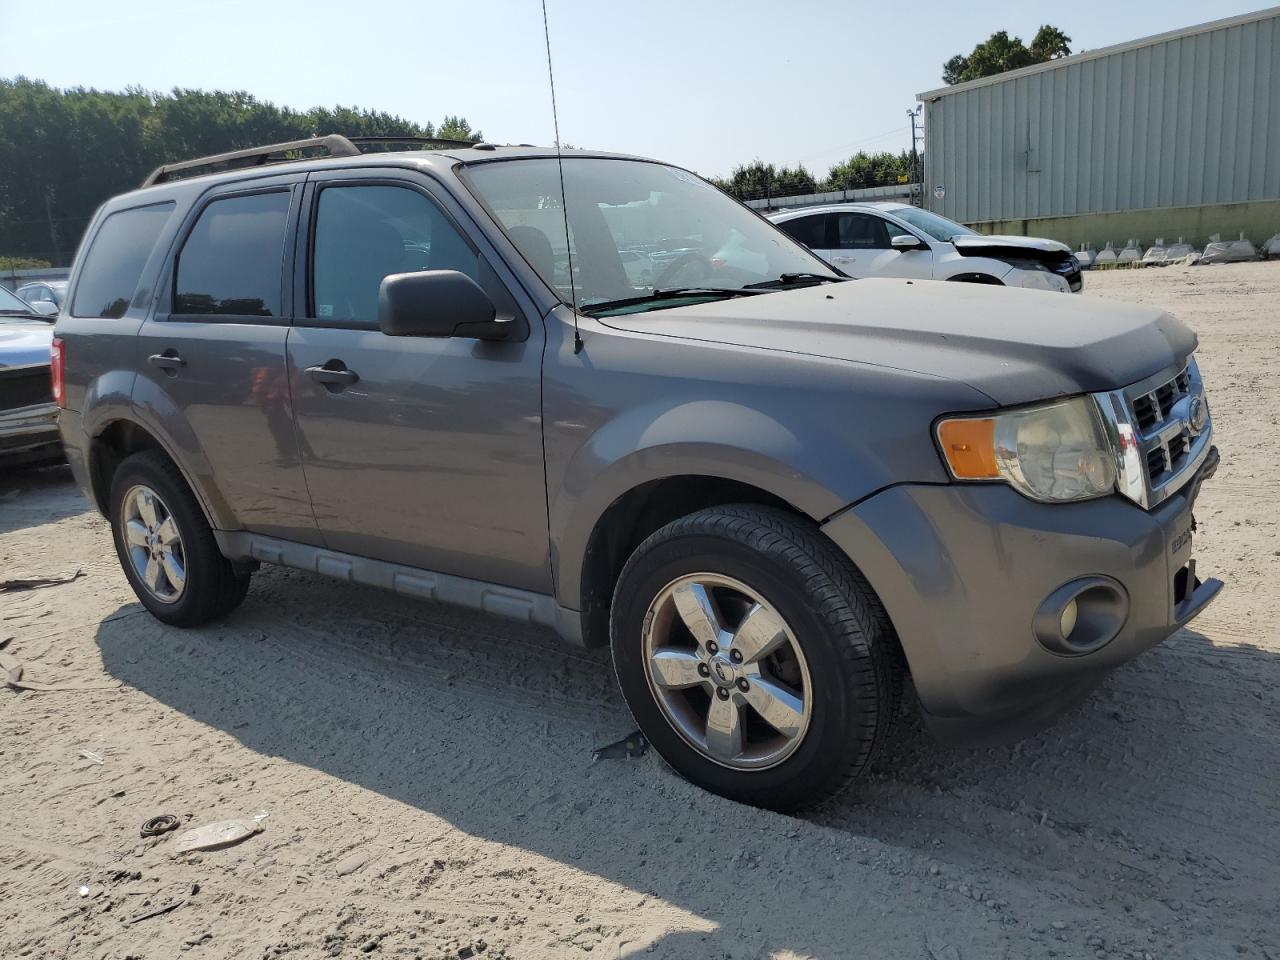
936,396,1117,502
1016,268,1070,293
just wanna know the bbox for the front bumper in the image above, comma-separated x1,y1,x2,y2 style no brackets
0,402,62,464
820,448,1220,746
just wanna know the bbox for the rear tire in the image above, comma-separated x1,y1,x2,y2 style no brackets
610,505,901,811
109,450,250,627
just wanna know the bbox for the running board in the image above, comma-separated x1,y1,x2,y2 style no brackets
213,531,584,645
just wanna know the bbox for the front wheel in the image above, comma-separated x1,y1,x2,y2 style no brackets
610,505,902,811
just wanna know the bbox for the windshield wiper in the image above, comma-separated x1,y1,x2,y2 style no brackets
581,286,766,316
742,273,846,289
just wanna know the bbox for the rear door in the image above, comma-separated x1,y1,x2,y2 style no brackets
134,174,320,544
828,211,933,279
774,213,834,265
285,169,550,592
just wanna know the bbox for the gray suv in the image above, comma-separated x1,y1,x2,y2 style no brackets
54,135,1222,810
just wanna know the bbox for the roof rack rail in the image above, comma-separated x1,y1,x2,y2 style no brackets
141,134,486,187
141,134,362,187
346,136,480,151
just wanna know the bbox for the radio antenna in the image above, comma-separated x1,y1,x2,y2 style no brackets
540,0,582,354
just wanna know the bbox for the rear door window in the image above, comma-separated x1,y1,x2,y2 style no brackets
776,213,828,249
174,191,291,317
71,202,175,319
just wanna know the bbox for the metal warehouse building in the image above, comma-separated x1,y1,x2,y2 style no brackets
917,7,1280,249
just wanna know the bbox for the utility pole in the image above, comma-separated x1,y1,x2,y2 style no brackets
906,104,923,207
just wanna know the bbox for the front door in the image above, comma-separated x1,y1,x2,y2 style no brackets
134,176,320,544
286,171,550,592
828,211,933,280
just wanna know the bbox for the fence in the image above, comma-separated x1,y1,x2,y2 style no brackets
744,182,920,212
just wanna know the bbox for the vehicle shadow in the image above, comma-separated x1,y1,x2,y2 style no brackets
93,569,1280,958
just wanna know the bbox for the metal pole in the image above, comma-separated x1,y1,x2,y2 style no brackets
907,106,922,207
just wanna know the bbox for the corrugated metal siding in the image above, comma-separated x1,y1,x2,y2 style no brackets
923,12,1280,222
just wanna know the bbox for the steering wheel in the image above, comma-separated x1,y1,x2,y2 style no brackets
654,251,713,289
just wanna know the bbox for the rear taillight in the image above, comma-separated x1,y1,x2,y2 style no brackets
50,336,66,408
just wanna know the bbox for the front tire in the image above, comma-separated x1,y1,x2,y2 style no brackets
109,450,250,627
610,505,902,811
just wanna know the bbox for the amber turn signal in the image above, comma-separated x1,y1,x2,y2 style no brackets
937,418,999,479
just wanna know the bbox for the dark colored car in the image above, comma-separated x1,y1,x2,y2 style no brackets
54,135,1220,810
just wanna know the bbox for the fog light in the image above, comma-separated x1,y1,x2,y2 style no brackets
1033,576,1129,656
1059,598,1078,639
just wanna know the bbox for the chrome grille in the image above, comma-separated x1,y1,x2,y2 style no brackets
1095,357,1212,510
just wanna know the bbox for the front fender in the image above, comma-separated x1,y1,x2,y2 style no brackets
550,400,849,610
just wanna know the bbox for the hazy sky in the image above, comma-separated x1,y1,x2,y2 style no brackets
1,0,1271,178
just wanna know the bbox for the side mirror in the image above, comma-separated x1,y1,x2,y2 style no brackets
31,299,59,316
378,270,510,341
891,234,927,251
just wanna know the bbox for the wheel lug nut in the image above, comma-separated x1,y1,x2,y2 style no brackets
716,687,730,700
697,663,710,677
707,642,718,654
737,678,750,692
730,650,742,663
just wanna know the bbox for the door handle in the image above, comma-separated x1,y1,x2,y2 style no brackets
147,350,185,371
305,360,359,388
832,256,855,263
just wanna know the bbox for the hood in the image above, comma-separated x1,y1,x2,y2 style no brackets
952,234,1071,255
0,321,55,369
952,234,1073,266
601,279,1196,406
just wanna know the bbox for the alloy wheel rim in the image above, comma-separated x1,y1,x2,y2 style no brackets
120,484,186,604
641,572,813,770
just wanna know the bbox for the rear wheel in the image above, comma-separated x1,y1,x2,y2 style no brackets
610,505,901,811
109,450,250,626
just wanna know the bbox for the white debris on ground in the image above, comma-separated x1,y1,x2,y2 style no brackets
1,261,1278,960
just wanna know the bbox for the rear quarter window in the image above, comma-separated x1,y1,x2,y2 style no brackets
71,202,175,318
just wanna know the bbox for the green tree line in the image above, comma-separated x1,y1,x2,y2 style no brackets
710,149,916,203
0,78,483,266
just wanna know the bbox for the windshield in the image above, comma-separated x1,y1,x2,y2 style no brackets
889,207,976,243
463,158,838,313
0,285,48,321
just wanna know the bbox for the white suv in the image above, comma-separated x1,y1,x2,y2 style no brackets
769,202,1082,294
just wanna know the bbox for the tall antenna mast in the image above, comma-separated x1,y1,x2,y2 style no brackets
540,0,582,354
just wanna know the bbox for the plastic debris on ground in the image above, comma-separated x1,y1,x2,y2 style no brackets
125,898,185,924
0,569,83,592
1200,232,1259,264
592,729,649,761
141,814,181,837
173,819,262,854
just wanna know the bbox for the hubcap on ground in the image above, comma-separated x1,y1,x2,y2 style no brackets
120,484,186,604
642,572,812,770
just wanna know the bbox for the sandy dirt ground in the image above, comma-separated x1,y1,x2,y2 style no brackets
1,261,1278,960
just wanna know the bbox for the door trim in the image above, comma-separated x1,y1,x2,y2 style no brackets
214,531,584,645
